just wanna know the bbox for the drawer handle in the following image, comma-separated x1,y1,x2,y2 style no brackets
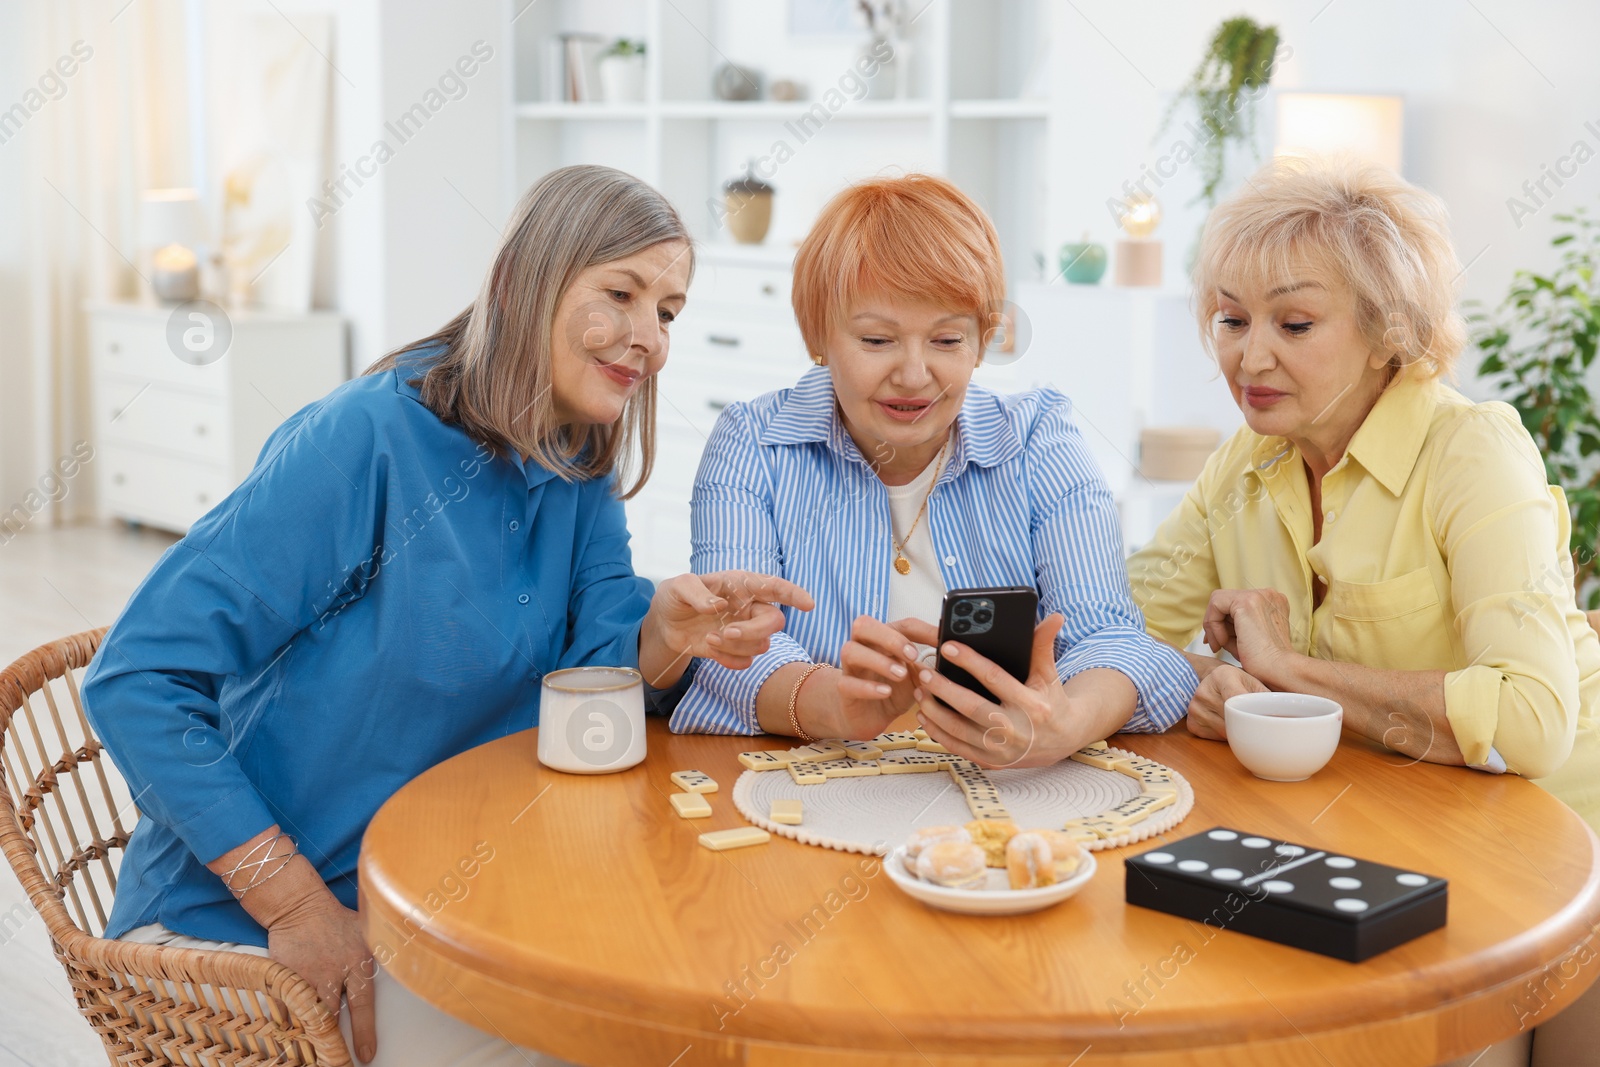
195,425,208,437
197,492,209,504
108,342,120,355
761,283,776,296
707,399,730,412
707,334,740,347
112,473,126,486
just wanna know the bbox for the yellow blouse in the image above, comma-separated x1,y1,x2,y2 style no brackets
1127,370,1600,831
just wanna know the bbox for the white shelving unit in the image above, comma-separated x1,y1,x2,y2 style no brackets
505,0,1055,290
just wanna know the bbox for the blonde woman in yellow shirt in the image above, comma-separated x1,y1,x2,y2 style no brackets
1128,156,1599,1067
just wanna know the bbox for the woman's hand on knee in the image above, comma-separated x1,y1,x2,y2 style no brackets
1186,663,1268,740
266,894,377,1063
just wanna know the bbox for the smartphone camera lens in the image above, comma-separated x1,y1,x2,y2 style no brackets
973,609,993,625
953,600,973,616
951,618,971,634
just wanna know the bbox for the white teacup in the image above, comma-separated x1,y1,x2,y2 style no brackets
537,666,646,774
1223,692,1343,782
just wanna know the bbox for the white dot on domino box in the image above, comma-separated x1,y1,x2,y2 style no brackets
1325,856,1357,869
1177,859,1209,872
1334,898,1370,912
1208,830,1239,841
1145,852,1175,864
1262,880,1294,893
1397,873,1429,887
1211,868,1242,881
1329,877,1362,890
1274,844,1306,858
1242,837,1271,848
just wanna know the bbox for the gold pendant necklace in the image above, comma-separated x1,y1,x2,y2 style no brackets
891,437,949,576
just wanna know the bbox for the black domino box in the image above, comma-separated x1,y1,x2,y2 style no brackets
1124,827,1448,962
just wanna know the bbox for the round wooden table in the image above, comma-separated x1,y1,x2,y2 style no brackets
360,719,1600,1066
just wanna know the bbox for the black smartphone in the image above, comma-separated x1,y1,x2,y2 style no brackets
936,586,1040,704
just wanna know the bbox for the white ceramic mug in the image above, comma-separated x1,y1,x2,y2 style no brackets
537,666,646,774
1223,692,1343,782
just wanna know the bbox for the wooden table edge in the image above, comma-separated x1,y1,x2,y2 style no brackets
362,893,1600,1066
360,844,1600,1059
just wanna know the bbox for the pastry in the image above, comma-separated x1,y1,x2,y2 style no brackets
964,818,1019,867
1006,832,1058,890
905,824,971,860
1031,829,1084,878
915,840,987,889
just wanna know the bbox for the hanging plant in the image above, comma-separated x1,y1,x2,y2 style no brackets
1159,16,1281,207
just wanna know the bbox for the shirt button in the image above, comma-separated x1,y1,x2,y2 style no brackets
509,520,520,531
943,555,957,567
1325,510,1336,523
518,594,530,604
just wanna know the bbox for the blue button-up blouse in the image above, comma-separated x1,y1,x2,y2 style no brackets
671,365,1198,735
84,350,654,947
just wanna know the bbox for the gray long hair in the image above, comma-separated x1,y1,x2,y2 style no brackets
370,165,693,498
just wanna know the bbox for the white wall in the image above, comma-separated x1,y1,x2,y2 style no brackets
375,0,507,362
1047,0,1600,395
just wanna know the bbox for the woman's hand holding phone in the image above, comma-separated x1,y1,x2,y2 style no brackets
895,614,1097,768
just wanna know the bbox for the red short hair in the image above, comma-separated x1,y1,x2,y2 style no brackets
791,173,1005,361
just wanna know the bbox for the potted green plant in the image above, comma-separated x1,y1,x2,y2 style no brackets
1472,205,1600,606
598,39,646,104
1159,16,1281,208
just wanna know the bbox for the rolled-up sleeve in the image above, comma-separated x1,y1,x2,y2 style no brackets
1029,396,1198,731
672,406,809,734
83,404,383,864
1431,408,1581,778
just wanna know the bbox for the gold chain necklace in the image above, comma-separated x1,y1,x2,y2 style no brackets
890,437,950,576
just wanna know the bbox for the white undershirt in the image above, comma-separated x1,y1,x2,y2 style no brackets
884,453,949,663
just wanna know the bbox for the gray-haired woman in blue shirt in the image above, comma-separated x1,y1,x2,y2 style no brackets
84,166,810,1065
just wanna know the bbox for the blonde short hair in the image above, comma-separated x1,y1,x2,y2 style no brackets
1192,154,1466,378
372,165,691,499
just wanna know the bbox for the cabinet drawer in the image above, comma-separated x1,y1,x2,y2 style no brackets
93,314,229,395
98,378,229,460
692,262,793,318
100,445,233,533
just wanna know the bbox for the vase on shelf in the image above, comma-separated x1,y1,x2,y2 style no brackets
598,53,645,103
723,164,774,245
1059,233,1107,285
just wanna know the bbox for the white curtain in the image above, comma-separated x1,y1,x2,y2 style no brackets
5,0,190,527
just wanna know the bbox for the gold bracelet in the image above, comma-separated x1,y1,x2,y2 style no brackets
787,662,828,743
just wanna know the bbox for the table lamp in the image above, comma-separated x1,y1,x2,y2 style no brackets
1113,193,1162,287
1274,93,1404,174
141,188,205,303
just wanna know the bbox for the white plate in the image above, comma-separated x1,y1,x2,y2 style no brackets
883,844,1098,916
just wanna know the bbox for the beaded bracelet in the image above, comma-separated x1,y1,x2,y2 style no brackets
787,662,828,744
221,831,298,897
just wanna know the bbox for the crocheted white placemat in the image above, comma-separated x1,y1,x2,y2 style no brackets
731,746,1193,854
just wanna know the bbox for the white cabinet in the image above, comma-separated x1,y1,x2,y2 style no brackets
86,301,346,534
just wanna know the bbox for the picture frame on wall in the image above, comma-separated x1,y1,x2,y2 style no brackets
788,0,864,39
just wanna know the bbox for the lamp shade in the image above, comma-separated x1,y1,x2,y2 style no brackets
1274,93,1404,174
140,188,205,251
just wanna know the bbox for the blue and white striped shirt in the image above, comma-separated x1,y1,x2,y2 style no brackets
670,365,1197,735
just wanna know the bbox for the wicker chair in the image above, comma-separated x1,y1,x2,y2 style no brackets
0,627,351,1066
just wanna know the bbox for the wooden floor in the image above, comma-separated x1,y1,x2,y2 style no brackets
0,522,178,1067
